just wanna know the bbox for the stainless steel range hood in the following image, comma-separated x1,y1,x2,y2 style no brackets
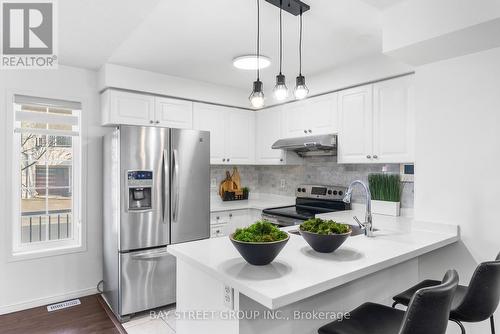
271,134,337,157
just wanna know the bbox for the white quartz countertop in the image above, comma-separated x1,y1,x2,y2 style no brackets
168,210,459,310
210,193,295,212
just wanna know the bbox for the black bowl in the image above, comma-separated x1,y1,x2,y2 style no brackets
229,234,289,266
299,229,351,253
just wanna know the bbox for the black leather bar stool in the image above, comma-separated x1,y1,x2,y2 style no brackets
392,252,500,334
318,270,459,334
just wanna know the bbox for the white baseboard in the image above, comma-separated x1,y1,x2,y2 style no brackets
0,287,98,315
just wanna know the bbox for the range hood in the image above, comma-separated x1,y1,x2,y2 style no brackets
271,134,337,157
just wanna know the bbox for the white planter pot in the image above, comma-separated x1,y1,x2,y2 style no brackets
371,200,401,216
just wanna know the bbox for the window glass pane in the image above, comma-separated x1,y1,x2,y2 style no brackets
21,105,46,113
47,188,72,212
35,165,72,188
16,99,78,248
21,215,48,243
43,136,73,160
21,188,46,215
48,107,73,116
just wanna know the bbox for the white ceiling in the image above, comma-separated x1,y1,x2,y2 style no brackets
358,0,405,10
58,0,403,90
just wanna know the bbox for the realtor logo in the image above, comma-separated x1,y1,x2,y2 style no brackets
1,0,58,69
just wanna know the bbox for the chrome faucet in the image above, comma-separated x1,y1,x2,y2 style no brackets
343,180,374,237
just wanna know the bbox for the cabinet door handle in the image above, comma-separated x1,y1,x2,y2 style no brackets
373,155,378,159
227,158,230,162
149,120,154,124
366,155,372,159
229,213,233,218
308,129,312,133
222,158,226,162
155,120,160,124
280,158,284,162
303,130,307,134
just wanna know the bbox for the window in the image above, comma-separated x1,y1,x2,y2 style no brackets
13,95,82,255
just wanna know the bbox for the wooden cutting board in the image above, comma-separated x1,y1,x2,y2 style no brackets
231,167,241,191
219,171,236,196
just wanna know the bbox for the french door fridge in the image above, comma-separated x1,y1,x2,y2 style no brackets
103,126,210,320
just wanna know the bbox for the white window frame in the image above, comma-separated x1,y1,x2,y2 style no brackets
7,92,86,261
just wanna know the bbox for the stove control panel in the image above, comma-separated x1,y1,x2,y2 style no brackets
295,184,347,200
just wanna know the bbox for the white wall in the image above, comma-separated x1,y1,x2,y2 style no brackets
0,66,105,314
265,54,413,108
99,63,249,108
382,0,500,66
414,47,500,333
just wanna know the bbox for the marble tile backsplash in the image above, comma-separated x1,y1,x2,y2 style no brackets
211,156,414,208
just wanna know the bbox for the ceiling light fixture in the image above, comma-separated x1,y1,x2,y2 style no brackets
273,1,289,101
294,10,309,100
249,0,265,109
233,55,271,70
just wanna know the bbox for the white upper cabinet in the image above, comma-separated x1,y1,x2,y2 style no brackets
102,90,155,126
102,90,193,128
193,103,255,165
226,109,255,165
255,106,284,164
282,93,338,138
192,103,227,164
338,85,374,163
337,76,415,164
372,76,415,163
306,93,338,135
155,97,193,129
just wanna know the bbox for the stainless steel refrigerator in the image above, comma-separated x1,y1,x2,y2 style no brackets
102,125,210,320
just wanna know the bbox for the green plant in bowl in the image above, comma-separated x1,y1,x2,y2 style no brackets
299,218,351,235
299,218,351,253
230,220,289,265
233,220,288,242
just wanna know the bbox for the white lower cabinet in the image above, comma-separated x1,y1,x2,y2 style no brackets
210,209,263,238
193,103,255,165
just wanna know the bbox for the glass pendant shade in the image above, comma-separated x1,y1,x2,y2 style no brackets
249,80,265,109
294,75,309,100
273,74,289,101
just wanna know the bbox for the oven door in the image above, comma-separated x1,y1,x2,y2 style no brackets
261,213,304,227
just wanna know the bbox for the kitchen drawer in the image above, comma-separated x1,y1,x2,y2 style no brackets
211,223,228,238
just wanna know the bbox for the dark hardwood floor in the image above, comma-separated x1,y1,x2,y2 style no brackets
0,295,126,334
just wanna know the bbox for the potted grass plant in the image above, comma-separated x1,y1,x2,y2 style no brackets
368,173,402,216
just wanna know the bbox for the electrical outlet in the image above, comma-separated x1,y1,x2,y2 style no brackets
210,178,217,188
280,179,286,189
223,285,234,309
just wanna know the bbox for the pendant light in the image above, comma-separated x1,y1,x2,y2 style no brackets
249,0,265,109
294,11,309,100
273,1,289,101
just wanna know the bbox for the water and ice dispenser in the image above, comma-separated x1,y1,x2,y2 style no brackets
127,170,153,211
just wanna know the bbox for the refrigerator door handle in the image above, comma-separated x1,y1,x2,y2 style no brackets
172,149,180,222
163,149,169,224
131,249,170,260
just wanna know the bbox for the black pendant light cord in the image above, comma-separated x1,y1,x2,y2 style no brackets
257,0,260,81
279,2,283,75
299,11,303,76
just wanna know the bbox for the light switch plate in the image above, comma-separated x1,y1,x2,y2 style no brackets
223,285,234,309
280,179,286,189
211,178,217,188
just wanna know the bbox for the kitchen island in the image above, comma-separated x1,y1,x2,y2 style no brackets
168,211,459,334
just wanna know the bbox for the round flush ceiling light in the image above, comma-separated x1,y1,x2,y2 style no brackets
233,55,271,70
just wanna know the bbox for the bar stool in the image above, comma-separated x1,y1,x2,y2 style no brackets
392,252,500,334
318,270,459,334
